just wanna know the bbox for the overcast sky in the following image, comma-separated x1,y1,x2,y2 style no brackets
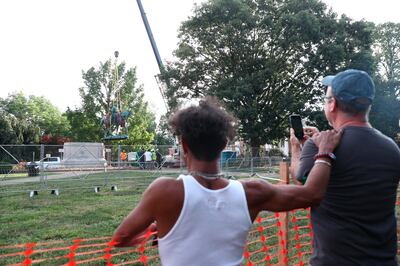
1,0,399,118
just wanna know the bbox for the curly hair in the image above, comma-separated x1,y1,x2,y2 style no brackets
169,97,236,162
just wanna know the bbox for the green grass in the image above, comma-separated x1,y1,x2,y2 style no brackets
0,172,57,181
0,170,173,241
0,172,29,178
0,170,191,265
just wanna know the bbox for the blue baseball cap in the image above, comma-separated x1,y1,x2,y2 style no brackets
321,69,375,110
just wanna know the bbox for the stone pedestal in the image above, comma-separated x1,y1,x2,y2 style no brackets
62,142,106,168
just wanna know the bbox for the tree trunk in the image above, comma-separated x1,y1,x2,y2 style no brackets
250,138,261,158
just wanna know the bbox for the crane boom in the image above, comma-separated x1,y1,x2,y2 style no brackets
136,0,168,111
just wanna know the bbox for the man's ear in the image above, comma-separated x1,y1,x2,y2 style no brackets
329,98,337,112
181,138,189,154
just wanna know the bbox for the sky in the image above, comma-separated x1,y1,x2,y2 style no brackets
1,0,399,119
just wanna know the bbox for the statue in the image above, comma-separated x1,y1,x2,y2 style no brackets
101,105,131,139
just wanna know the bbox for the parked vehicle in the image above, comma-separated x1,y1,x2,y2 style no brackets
26,162,40,176
35,157,61,169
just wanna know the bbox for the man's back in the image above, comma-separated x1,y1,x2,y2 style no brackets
308,126,400,265
158,174,252,266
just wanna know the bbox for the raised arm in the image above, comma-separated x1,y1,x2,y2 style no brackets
244,129,342,217
112,179,162,247
289,128,303,185
290,127,319,184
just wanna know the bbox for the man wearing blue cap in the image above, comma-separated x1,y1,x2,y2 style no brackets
291,69,400,265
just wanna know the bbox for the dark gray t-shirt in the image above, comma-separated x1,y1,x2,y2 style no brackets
297,126,400,265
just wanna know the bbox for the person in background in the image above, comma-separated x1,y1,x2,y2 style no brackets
120,150,127,167
291,69,400,265
144,149,153,169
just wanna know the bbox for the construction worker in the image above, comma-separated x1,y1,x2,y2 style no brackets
120,150,127,166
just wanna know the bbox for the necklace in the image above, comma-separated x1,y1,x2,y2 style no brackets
190,171,225,180
338,120,371,129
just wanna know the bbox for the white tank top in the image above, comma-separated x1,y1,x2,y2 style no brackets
158,174,252,266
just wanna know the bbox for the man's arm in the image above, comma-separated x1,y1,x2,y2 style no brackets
289,130,302,185
112,179,163,247
244,162,331,215
245,129,341,216
290,127,319,185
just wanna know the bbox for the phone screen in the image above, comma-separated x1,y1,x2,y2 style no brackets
289,115,304,140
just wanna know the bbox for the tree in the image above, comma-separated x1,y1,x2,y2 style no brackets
27,95,70,136
373,23,400,89
64,107,101,142
153,114,175,146
369,78,400,141
163,0,374,152
76,57,156,144
125,106,156,145
0,92,69,144
0,110,20,144
370,23,400,142
0,93,36,144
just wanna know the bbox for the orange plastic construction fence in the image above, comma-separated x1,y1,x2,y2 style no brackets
1,208,312,266
1,201,400,265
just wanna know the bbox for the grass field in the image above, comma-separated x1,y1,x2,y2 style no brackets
0,170,177,265
0,168,314,265
0,172,29,179
0,172,58,181
0,170,175,243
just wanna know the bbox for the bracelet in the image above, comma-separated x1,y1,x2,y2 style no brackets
314,159,332,167
314,152,336,160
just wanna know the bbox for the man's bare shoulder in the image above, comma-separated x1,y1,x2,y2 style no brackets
239,178,269,196
148,176,181,189
239,178,273,200
239,178,268,190
146,177,184,216
145,176,183,199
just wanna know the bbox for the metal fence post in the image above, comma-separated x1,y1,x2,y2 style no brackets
39,144,45,184
278,162,289,266
250,157,254,175
40,144,44,161
117,145,121,168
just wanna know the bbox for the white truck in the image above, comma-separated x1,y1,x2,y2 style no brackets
35,157,61,169
26,156,61,175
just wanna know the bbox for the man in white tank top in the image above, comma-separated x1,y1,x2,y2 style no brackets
112,97,342,266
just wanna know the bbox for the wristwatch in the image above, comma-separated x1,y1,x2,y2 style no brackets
314,152,336,160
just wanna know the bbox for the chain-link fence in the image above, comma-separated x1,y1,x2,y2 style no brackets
0,144,285,195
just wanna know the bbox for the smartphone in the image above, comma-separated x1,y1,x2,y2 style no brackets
289,114,304,140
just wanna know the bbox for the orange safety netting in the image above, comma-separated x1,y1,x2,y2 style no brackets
0,234,159,266
1,208,311,266
1,194,400,266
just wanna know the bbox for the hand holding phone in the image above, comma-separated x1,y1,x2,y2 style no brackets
289,114,304,140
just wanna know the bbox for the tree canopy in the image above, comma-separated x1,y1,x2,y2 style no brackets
153,114,175,146
69,57,156,145
0,92,69,144
373,23,400,88
369,23,400,141
163,0,375,149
